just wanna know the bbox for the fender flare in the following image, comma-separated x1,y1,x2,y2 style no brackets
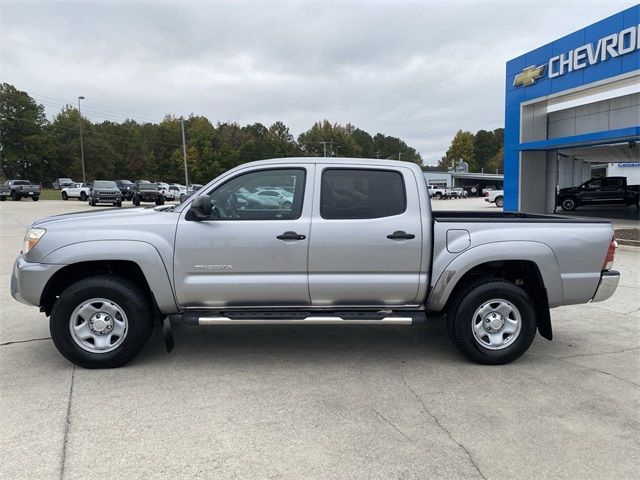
41,240,178,314
427,241,563,312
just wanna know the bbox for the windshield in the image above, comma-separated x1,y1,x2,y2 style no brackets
138,183,157,190
93,181,117,188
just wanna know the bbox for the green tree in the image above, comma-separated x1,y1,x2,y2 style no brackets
444,130,476,171
0,83,50,180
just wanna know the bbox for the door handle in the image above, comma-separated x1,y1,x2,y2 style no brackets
387,231,415,240
277,231,306,241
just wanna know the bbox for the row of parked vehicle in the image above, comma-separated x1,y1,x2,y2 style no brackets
56,178,204,207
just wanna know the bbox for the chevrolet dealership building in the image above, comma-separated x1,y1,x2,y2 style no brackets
504,4,639,212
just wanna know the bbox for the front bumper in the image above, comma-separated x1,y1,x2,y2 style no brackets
591,270,620,302
11,257,64,307
93,195,121,203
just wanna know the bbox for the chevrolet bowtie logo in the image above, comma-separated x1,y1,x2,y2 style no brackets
513,64,546,87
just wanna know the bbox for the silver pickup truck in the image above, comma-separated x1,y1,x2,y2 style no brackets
11,158,619,368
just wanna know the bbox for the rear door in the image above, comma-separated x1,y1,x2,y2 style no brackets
308,165,423,306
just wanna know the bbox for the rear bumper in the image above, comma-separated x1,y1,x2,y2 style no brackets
591,270,620,302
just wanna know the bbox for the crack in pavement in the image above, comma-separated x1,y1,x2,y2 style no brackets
400,371,487,480
0,337,51,347
558,345,640,360
371,408,411,441
537,352,640,388
59,365,76,480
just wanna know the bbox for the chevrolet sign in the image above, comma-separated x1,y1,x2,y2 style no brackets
514,24,640,87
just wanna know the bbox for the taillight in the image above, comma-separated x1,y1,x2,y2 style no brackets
603,237,617,271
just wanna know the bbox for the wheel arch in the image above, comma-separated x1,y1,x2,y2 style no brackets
40,241,178,316
427,242,561,339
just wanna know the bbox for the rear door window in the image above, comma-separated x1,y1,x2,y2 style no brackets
321,169,406,219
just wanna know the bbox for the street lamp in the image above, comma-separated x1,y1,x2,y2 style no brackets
77,96,86,184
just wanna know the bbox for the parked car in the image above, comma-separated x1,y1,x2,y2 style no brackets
114,180,135,200
557,177,640,211
88,180,122,207
61,183,91,201
156,182,175,200
168,184,187,199
10,158,620,368
52,178,74,190
449,187,468,198
428,185,449,199
132,182,164,206
1,180,41,201
485,190,504,207
254,189,293,209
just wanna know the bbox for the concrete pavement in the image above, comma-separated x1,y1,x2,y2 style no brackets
1,200,638,479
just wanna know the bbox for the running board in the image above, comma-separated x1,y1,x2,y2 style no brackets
176,310,425,326
198,316,413,325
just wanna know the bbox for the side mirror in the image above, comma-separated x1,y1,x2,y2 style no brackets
186,195,212,221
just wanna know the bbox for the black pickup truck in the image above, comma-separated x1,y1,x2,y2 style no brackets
557,177,640,211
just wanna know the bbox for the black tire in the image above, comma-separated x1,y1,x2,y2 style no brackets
117,200,122,207
12,191,21,201
62,192,69,200
32,196,39,201
447,279,537,365
155,196,165,206
133,195,140,206
90,199,97,206
0,196,5,201
80,192,87,201
435,192,442,200
560,197,577,211
283,201,292,209
495,196,504,208
50,275,154,368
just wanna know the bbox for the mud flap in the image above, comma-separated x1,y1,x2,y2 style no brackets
535,289,553,341
162,316,174,353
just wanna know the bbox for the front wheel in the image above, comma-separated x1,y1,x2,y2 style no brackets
12,191,21,201
132,195,140,206
447,279,537,365
50,275,154,368
62,192,69,200
32,196,39,201
80,192,87,201
155,196,165,206
435,192,442,200
560,197,577,211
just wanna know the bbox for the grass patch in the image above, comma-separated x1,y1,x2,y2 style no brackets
39,189,65,200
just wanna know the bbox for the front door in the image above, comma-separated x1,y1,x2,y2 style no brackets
308,165,423,306
174,166,313,308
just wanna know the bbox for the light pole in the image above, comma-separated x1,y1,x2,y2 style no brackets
77,96,86,183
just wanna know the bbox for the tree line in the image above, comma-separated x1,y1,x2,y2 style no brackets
0,83,423,185
437,128,504,173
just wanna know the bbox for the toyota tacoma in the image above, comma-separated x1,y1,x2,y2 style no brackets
10,158,620,368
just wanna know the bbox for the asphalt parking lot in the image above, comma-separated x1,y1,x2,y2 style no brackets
1,199,638,479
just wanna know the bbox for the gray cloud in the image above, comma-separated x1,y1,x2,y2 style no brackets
1,0,635,164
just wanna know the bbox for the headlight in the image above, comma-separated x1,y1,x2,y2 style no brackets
23,228,46,254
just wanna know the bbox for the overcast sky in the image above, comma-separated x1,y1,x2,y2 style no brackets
1,0,636,164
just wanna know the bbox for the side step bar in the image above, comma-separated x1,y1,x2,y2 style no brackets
175,310,425,326
198,316,414,325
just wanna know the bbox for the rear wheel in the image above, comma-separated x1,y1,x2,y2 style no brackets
32,196,39,201
50,275,154,368
495,196,504,208
62,192,69,200
80,192,87,201
447,279,537,365
560,197,577,211
132,195,140,206
12,191,21,201
155,196,165,206
435,192,442,200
